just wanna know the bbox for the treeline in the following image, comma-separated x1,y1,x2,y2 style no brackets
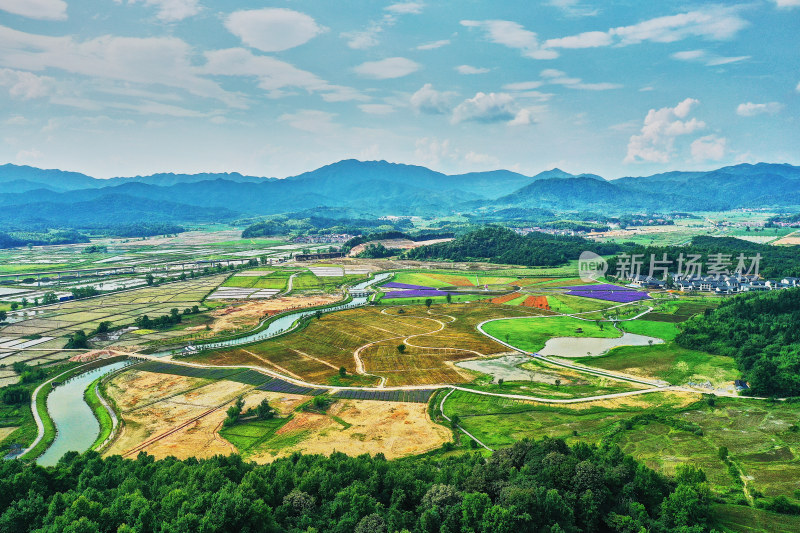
607,236,800,279
86,223,185,238
0,230,90,249
676,288,800,396
403,226,622,267
241,213,415,239
134,306,199,330
344,230,455,253
0,438,715,532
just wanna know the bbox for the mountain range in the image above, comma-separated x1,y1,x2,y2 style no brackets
1,160,799,227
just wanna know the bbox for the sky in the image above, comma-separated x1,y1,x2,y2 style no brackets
0,0,798,179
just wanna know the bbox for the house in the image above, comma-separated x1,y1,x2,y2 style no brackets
734,379,749,391
781,277,800,287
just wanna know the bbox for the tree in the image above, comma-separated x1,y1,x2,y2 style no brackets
10,302,18,311
339,366,347,377
65,330,89,349
315,310,323,320
145,273,154,286
256,399,275,420
450,414,460,429
446,293,452,304
497,378,504,386
554,379,561,388
21,298,28,308
224,397,245,426
0,310,6,322
95,321,110,334
425,298,433,309
397,344,406,354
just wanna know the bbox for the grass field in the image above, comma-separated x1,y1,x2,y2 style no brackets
443,389,800,502
291,272,365,293
575,342,739,387
619,319,680,340
482,315,620,353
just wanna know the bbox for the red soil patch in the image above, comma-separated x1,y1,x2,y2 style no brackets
490,292,520,304
521,295,550,310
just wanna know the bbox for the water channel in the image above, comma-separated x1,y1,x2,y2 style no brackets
35,273,391,464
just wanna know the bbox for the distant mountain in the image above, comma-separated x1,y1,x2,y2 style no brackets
0,193,236,226
1,160,798,225
105,172,274,187
0,164,99,191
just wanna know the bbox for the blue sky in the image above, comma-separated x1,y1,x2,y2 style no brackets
0,0,798,179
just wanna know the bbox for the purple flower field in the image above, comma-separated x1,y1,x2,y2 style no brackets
565,290,650,303
381,282,436,290
382,289,458,299
560,283,636,292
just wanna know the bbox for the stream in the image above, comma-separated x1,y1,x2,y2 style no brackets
35,273,390,464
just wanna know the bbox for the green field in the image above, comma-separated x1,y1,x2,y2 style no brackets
619,319,680,340
482,315,619,353
575,342,739,387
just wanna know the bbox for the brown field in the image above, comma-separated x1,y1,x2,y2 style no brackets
189,303,546,386
190,294,340,334
247,399,451,462
348,238,452,257
104,370,250,459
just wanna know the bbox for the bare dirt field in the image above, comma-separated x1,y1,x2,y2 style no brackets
0,427,19,442
248,399,450,462
104,370,249,459
189,295,340,334
348,238,452,257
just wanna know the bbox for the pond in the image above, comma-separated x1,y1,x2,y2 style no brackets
538,332,663,358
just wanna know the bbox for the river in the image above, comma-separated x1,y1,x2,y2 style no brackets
35,273,391,464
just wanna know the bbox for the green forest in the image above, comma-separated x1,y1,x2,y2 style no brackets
676,288,800,396
0,439,714,533
403,226,623,267
607,236,800,279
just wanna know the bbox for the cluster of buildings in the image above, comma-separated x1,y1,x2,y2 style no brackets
627,273,800,294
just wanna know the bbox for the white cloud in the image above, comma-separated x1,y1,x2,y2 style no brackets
538,68,621,90
774,0,800,8
225,8,326,53
15,148,44,163
452,92,529,124
341,20,384,50
625,98,706,163
548,0,599,17
460,20,558,59
797,81,800,92
417,39,450,50
410,83,456,114
5,115,30,125
0,26,244,107
609,7,748,45
507,108,536,126
385,2,424,14
736,102,784,116
671,49,749,66
359,103,395,115
353,57,420,79
503,81,544,91
0,0,66,20
464,151,500,167
691,135,726,162
469,7,748,60
544,31,611,49
415,137,453,166
278,109,336,133
0,68,52,99
122,0,200,22
455,65,490,75
203,48,364,102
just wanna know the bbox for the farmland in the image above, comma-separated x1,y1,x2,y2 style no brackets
188,303,539,386
103,367,449,462
440,389,800,501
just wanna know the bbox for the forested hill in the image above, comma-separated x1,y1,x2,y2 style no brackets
0,439,714,532
606,236,800,279
676,288,800,396
403,226,623,266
